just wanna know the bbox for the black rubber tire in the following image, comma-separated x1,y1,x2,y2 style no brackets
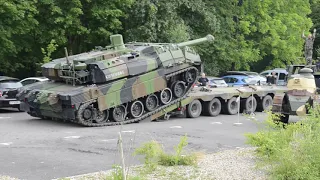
95,110,109,124
129,100,144,118
183,69,197,84
223,97,239,115
257,95,273,112
159,88,172,105
186,99,202,118
111,105,126,122
243,96,257,114
145,94,158,112
204,98,221,117
172,81,186,98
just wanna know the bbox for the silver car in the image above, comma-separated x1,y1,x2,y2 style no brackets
207,76,228,87
195,76,228,88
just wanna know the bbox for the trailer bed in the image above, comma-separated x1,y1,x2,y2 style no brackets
145,85,288,121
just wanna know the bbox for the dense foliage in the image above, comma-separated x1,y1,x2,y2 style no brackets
246,105,320,179
0,0,317,78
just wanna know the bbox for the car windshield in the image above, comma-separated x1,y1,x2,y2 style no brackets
0,81,23,89
242,78,256,83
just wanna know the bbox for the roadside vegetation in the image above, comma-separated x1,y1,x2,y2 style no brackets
105,134,201,180
246,104,320,179
59,133,264,180
59,134,207,180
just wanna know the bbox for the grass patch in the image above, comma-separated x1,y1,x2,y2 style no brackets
246,104,320,179
59,134,203,180
134,134,200,171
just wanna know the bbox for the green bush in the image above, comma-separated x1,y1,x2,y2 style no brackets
246,104,320,180
158,135,198,166
134,140,164,171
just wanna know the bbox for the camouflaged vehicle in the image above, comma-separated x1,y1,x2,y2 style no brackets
17,34,214,126
144,85,288,121
272,67,320,123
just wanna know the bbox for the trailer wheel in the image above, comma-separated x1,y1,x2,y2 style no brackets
204,98,221,117
186,99,202,118
257,95,273,112
223,97,238,115
243,96,257,114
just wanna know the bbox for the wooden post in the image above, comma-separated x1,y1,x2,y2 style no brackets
118,132,126,180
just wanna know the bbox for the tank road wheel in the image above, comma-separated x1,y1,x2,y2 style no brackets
145,94,158,112
172,81,186,98
186,99,202,118
223,97,239,115
111,105,126,122
204,98,222,117
77,101,97,124
183,69,197,84
160,88,172,105
130,100,144,118
257,95,273,112
243,96,257,114
95,110,109,124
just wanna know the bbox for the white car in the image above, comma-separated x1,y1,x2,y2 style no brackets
19,77,49,86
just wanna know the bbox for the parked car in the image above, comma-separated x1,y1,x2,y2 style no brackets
19,77,49,86
194,76,228,88
221,75,257,87
222,71,267,85
260,68,288,85
207,76,228,87
0,76,24,111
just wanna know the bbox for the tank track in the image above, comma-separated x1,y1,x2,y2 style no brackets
73,66,198,127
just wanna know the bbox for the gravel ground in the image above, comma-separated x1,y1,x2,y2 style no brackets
61,147,268,180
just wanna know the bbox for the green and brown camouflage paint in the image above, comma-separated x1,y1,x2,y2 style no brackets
17,34,215,126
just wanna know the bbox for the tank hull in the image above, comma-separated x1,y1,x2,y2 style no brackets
18,65,199,126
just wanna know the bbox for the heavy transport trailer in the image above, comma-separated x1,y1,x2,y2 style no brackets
131,85,288,122
19,83,288,126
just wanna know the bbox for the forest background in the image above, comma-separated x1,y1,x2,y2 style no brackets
1,0,320,79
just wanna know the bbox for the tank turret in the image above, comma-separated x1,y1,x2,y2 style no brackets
41,34,214,85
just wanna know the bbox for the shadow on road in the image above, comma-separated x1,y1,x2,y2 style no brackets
25,117,87,128
0,108,24,113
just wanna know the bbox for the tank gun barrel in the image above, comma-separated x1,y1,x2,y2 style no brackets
177,34,214,47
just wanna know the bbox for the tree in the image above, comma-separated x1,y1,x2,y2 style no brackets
0,0,38,76
309,0,320,60
241,0,313,72
0,0,132,78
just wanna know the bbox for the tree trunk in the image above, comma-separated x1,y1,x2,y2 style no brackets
231,62,236,71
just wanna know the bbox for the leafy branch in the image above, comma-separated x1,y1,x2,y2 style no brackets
41,39,58,64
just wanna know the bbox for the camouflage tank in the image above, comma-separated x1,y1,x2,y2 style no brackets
17,34,214,126
272,67,320,123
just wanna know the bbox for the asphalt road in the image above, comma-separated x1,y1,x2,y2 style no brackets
0,108,268,180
